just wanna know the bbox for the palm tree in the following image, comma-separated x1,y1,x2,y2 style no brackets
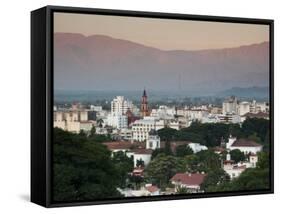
176,186,189,194
97,119,104,128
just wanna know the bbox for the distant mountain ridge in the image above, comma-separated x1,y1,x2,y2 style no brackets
217,86,269,99
54,33,269,94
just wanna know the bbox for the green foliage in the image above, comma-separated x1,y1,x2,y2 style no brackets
145,154,185,189
97,119,104,128
257,152,269,169
89,134,112,143
229,149,246,163
157,128,177,141
182,154,200,173
175,144,193,157
157,118,269,149
196,150,222,173
53,128,122,202
136,159,145,168
151,148,172,159
128,175,144,190
176,186,189,194
89,126,96,137
248,133,262,145
207,151,270,192
112,151,134,188
201,169,230,191
242,118,269,142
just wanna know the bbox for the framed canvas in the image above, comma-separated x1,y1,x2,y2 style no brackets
31,5,274,207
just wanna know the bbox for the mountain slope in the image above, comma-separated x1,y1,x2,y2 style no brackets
54,33,269,94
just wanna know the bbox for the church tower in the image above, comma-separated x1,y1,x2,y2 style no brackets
141,89,149,117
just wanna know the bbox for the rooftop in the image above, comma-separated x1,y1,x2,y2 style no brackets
146,185,159,193
170,173,206,186
102,141,145,150
231,139,262,147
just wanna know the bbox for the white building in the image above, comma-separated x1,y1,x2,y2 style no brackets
238,101,250,116
223,152,258,180
186,109,209,122
146,130,161,150
170,173,206,193
118,185,160,197
226,135,263,154
223,160,246,180
118,128,132,141
188,143,208,153
128,149,153,167
111,96,132,115
53,110,92,133
132,117,165,142
217,113,241,124
107,113,128,129
169,120,180,130
90,105,103,112
222,96,238,115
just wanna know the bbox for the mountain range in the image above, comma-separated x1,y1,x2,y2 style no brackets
54,32,269,95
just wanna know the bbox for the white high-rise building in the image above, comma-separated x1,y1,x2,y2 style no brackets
107,114,128,129
111,96,132,115
238,101,250,116
222,96,238,115
107,96,132,129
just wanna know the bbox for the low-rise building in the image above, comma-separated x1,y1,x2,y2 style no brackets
170,172,206,193
132,117,164,142
226,135,263,154
146,130,161,150
188,143,208,153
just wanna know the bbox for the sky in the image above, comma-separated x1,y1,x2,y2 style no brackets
54,12,269,50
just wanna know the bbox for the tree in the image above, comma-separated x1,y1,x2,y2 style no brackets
151,148,172,159
89,126,96,138
136,159,145,168
53,128,122,202
248,133,262,145
88,132,112,143
97,119,104,128
209,151,270,192
229,149,246,163
182,154,200,173
201,169,230,192
175,144,193,157
242,118,269,142
157,128,177,142
176,186,189,194
128,175,144,190
145,154,184,189
196,150,221,173
257,152,269,169
112,151,134,188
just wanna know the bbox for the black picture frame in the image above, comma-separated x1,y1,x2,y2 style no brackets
31,5,274,208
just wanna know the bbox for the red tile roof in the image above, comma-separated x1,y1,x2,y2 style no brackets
102,141,133,150
170,173,206,186
146,185,159,193
231,139,262,147
131,148,153,155
102,141,145,150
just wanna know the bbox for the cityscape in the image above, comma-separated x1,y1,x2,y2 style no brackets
53,89,270,198
53,12,270,202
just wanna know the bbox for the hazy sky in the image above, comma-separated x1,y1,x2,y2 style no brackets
54,12,269,50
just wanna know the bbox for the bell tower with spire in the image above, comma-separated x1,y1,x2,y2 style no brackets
141,89,149,117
